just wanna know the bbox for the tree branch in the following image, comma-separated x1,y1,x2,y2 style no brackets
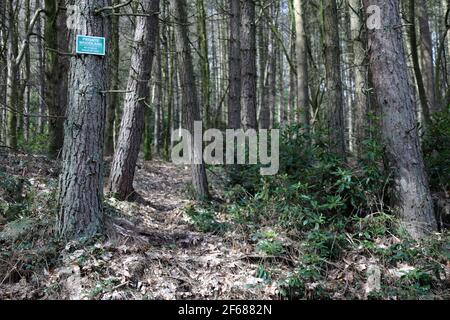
94,0,132,15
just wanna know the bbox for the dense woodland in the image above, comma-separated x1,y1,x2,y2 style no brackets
0,0,449,300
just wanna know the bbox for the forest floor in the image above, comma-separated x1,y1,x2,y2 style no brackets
0,151,288,299
1,150,449,300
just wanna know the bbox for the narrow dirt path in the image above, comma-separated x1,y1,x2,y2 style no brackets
0,153,289,299
103,159,284,299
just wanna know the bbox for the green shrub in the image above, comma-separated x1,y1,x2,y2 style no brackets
185,204,227,234
423,109,450,191
224,125,388,232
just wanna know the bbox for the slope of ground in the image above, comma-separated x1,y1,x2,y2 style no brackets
0,152,287,299
1,150,449,300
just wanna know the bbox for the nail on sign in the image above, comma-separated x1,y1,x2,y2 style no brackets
76,35,106,56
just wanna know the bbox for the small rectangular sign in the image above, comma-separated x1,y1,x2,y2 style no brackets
76,35,106,56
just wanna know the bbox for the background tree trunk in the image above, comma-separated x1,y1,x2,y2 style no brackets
108,0,159,200
323,0,345,156
104,0,120,157
293,0,310,130
44,0,67,158
153,36,162,154
228,0,241,130
349,0,369,155
417,0,437,114
196,0,211,128
240,0,257,130
23,0,31,142
6,0,18,149
171,0,210,200
36,0,46,135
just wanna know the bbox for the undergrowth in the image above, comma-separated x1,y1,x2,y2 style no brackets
188,123,450,300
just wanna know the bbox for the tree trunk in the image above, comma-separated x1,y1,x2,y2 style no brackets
57,0,110,238
0,0,6,143
153,36,162,154
293,0,310,129
196,0,211,128
23,0,31,142
364,0,437,239
108,0,159,200
227,0,241,130
44,0,67,158
104,0,120,157
6,0,18,149
257,13,270,130
323,0,345,156
269,12,278,129
240,0,257,130
171,0,210,200
408,0,433,128
417,0,437,114
278,41,286,125
349,0,369,156
36,0,46,135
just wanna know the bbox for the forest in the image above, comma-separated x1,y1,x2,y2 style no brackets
0,0,449,300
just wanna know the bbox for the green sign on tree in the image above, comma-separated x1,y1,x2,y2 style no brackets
76,35,106,56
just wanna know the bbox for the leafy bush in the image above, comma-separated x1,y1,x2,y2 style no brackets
423,109,450,191
224,125,388,232
254,229,285,256
185,204,227,234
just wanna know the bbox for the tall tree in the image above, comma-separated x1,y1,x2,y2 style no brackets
5,0,18,149
240,0,257,130
349,0,369,155
171,0,210,199
408,0,432,126
417,0,437,114
36,0,46,135
57,0,110,238
227,0,241,129
23,0,31,142
44,0,67,158
322,0,345,156
108,0,160,200
153,36,163,154
104,0,120,156
364,0,437,239
293,0,310,129
257,11,270,130
0,0,6,143
196,0,211,128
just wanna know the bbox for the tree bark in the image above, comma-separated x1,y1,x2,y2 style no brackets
104,0,120,157
108,0,159,200
153,36,162,154
364,0,437,239
349,0,369,156
6,0,18,149
57,0,110,239
293,0,310,129
171,0,210,200
0,0,6,143
257,12,270,130
44,0,67,158
228,0,241,130
323,0,345,156
240,0,257,130
417,0,437,114
36,0,46,135
196,0,211,128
